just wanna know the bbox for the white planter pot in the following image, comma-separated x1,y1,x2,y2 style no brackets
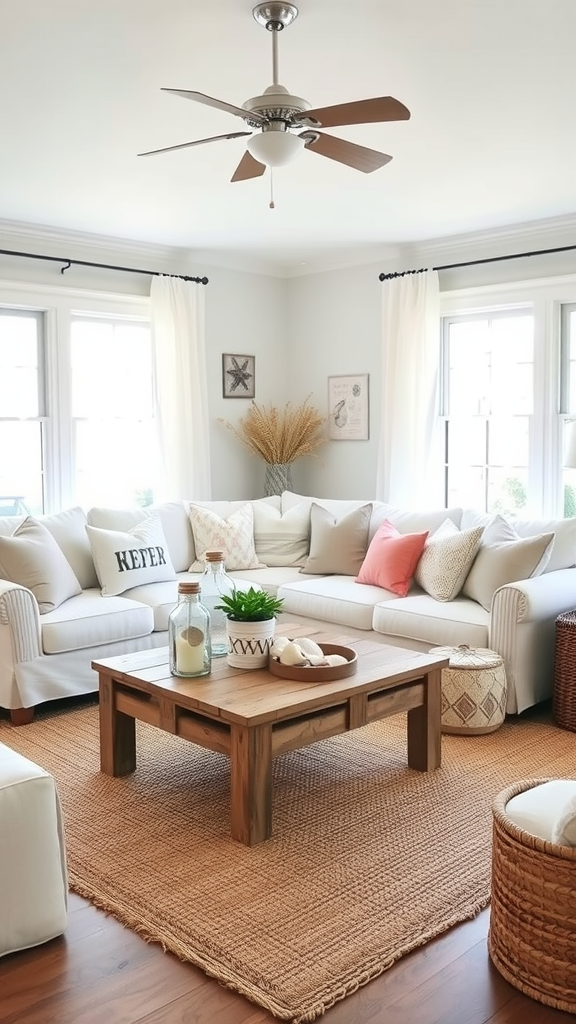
226,619,276,669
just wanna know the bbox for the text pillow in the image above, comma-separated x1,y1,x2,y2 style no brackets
86,513,176,597
356,519,428,596
415,518,485,602
0,516,82,613
188,501,264,571
300,503,372,576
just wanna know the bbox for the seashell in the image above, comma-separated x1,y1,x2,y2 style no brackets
270,636,290,658
297,637,324,659
322,654,348,666
307,654,328,666
279,641,309,666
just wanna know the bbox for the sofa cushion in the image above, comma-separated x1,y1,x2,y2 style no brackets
356,519,428,596
188,501,264,572
86,513,176,597
371,505,464,538
462,515,555,611
279,575,397,631
252,500,310,566
0,517,82,613
40,590,155,653
372,594,490,649
415,518,484,602
300,503,372,576
38,507,99,590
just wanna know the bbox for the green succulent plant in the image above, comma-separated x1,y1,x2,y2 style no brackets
214,587,284,622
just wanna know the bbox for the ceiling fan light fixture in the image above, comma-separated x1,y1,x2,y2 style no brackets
247,128,305,167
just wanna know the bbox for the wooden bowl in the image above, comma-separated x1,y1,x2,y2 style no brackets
268,643,357,682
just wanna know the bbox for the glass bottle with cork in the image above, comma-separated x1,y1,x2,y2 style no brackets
169,581,211,677
200,549,236,657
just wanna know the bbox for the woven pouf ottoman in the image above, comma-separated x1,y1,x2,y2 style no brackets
429,644,507,734
0,742,68,957
489,778,576,1013
553,610,576,731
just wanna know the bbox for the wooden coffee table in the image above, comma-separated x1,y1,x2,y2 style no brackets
93,628,448,846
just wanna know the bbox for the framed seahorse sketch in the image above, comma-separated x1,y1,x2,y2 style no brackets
327,374,369,440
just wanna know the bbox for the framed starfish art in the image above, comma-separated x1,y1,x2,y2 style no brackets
222,353,255,399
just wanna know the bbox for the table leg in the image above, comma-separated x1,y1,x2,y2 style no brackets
407,668,442,771
99,674,136,776
230,722,272,845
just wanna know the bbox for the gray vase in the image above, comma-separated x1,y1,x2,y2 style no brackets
264,462,293,496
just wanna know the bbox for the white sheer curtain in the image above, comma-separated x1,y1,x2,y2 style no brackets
150,276,211,500
376,270,442,507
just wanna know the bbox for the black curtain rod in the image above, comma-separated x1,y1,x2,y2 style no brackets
0,247,209,284
378,242,576,281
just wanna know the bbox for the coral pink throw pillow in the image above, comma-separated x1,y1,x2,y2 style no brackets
355,519,429,596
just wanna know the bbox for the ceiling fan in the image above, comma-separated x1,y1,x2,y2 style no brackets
138,2,410,182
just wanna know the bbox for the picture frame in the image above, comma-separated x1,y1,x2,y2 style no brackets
222,353,255,399
327,374,370,440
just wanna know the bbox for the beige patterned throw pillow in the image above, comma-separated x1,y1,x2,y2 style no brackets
415,518,484,602
188,502,264,571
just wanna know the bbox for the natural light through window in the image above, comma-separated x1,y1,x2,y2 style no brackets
442,311,533,514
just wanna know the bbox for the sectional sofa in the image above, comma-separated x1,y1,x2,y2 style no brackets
1,491,576,724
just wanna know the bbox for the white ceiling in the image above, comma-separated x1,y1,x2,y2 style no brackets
2,0,576,276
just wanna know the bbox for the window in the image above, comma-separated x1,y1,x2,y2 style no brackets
70,315,158,509
441,310,534,515
0,310,46,516
0,286,156,514
561,303,576,516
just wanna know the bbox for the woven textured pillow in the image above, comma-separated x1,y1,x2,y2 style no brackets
415,518,484,601
86,513,176,596
188,501,264,571
0,516,82,613
356,518,428,596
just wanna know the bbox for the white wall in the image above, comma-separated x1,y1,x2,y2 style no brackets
287,263,383,498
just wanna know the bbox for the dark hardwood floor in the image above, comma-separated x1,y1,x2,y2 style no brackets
0,894,572,1024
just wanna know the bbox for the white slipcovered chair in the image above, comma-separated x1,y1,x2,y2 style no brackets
0,742,68,957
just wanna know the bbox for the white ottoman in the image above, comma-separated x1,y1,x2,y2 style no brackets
0,742,68,957
429,644,507,735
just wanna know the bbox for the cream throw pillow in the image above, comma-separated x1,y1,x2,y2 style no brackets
300,502,372,576
0,516,82,613
415,518,484,602
462,515,555,611
86,513,176,597
188,502,264,571
252,500,311,566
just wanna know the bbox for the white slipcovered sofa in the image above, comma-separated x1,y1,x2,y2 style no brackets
1,491,576,724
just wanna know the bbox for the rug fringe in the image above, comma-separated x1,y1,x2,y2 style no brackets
69,875,490,1024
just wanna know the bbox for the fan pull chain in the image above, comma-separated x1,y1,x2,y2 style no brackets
269,169,275,209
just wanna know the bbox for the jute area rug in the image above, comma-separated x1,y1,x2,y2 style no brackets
2,701,576,1023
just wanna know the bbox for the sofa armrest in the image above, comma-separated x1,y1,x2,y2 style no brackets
489,568,576,714
0,581,42,709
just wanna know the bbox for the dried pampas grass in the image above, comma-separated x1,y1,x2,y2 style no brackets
220,397,327,465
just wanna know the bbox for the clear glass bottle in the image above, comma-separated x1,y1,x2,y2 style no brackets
168,581,211,678
200,550,236,657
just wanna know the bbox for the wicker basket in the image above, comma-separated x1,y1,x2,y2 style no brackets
488,778,576,1013
554,611,576,732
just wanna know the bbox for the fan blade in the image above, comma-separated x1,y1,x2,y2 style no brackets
231,151,266,182
301,131,392,173
302,96,410,129
161,89,267,126
138,131,251,157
